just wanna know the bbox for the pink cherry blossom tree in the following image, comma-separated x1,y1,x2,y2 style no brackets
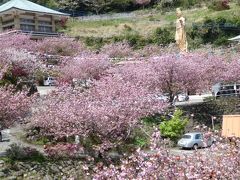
0,33,35,51
35,36,85,56
29,51,240,161
100,41,134,59
0,87,33,129
0,48,47,90
111,53,240,102
0,33,86,57
59,54,110,84
30,75,167,152
2,48,46,76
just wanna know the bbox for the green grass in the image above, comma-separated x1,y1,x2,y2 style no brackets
64,3,240,39
76,18,132,27
25,137,49,146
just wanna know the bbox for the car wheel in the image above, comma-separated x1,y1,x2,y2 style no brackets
193,144,198,150
0,133,2,142
210,140,215,147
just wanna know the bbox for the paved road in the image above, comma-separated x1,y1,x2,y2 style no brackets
169,147,206,157
36,86,212,104
78,12,135,21
175,94,212,106
37,86,56,96
0,125,44,157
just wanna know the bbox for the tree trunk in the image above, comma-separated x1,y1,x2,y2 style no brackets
0,131,2,142
96,9,100,15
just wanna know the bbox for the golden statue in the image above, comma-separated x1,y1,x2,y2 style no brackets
175,8,188,53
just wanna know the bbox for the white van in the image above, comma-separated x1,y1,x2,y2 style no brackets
212,83,240,97
43,76,56,86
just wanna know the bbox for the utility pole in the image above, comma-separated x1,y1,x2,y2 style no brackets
211,116,216,131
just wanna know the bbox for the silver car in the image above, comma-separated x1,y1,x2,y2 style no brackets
43,76,57,86
177,132,214,149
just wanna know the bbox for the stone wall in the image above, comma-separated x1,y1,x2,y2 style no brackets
0,159,89,180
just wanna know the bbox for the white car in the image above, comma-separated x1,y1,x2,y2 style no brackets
43,77,57,86
178,132,215,149
177,93,189,102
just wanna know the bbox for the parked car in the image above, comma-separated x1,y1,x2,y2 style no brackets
0,129,10,142
176,93,189,102
177,132,215,149
156,93,189,103
43,76,57,86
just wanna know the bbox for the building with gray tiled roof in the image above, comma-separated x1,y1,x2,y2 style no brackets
0,0,69,35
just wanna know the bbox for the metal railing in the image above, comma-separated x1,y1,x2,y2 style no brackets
0,29,61,38
192,23,240,32
216,89,240,97
22,30,60,37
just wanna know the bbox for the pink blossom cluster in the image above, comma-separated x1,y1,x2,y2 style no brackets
0,64,9,80
100,43,179,59
133,44,178,58
31,52,240,153
1,48,46,76
59,54,110,83
0,33,36,51
0,87,33,128
135,0,151,6
35,36,85,56
221,0,230,9
100,42,134,59
110,52,240,101
0,33,86,57
93,131,240,179
30,75,167,152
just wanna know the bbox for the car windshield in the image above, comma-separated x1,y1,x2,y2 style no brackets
182,135,191,139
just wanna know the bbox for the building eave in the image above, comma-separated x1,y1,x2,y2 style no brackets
0,7,69,17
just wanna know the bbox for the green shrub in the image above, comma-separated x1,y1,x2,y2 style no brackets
123,24,132,31
142,115,162,125
124,32,147,49
134,136,148,148
84,36,105,49
190,17,240,46
0,69,18,87
132,128,149,149
152,27,175,46
6,143,45,162
28,137,50,145
213,35,229,46
187,36,203,50
237,0,240,5
159,109,188,142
